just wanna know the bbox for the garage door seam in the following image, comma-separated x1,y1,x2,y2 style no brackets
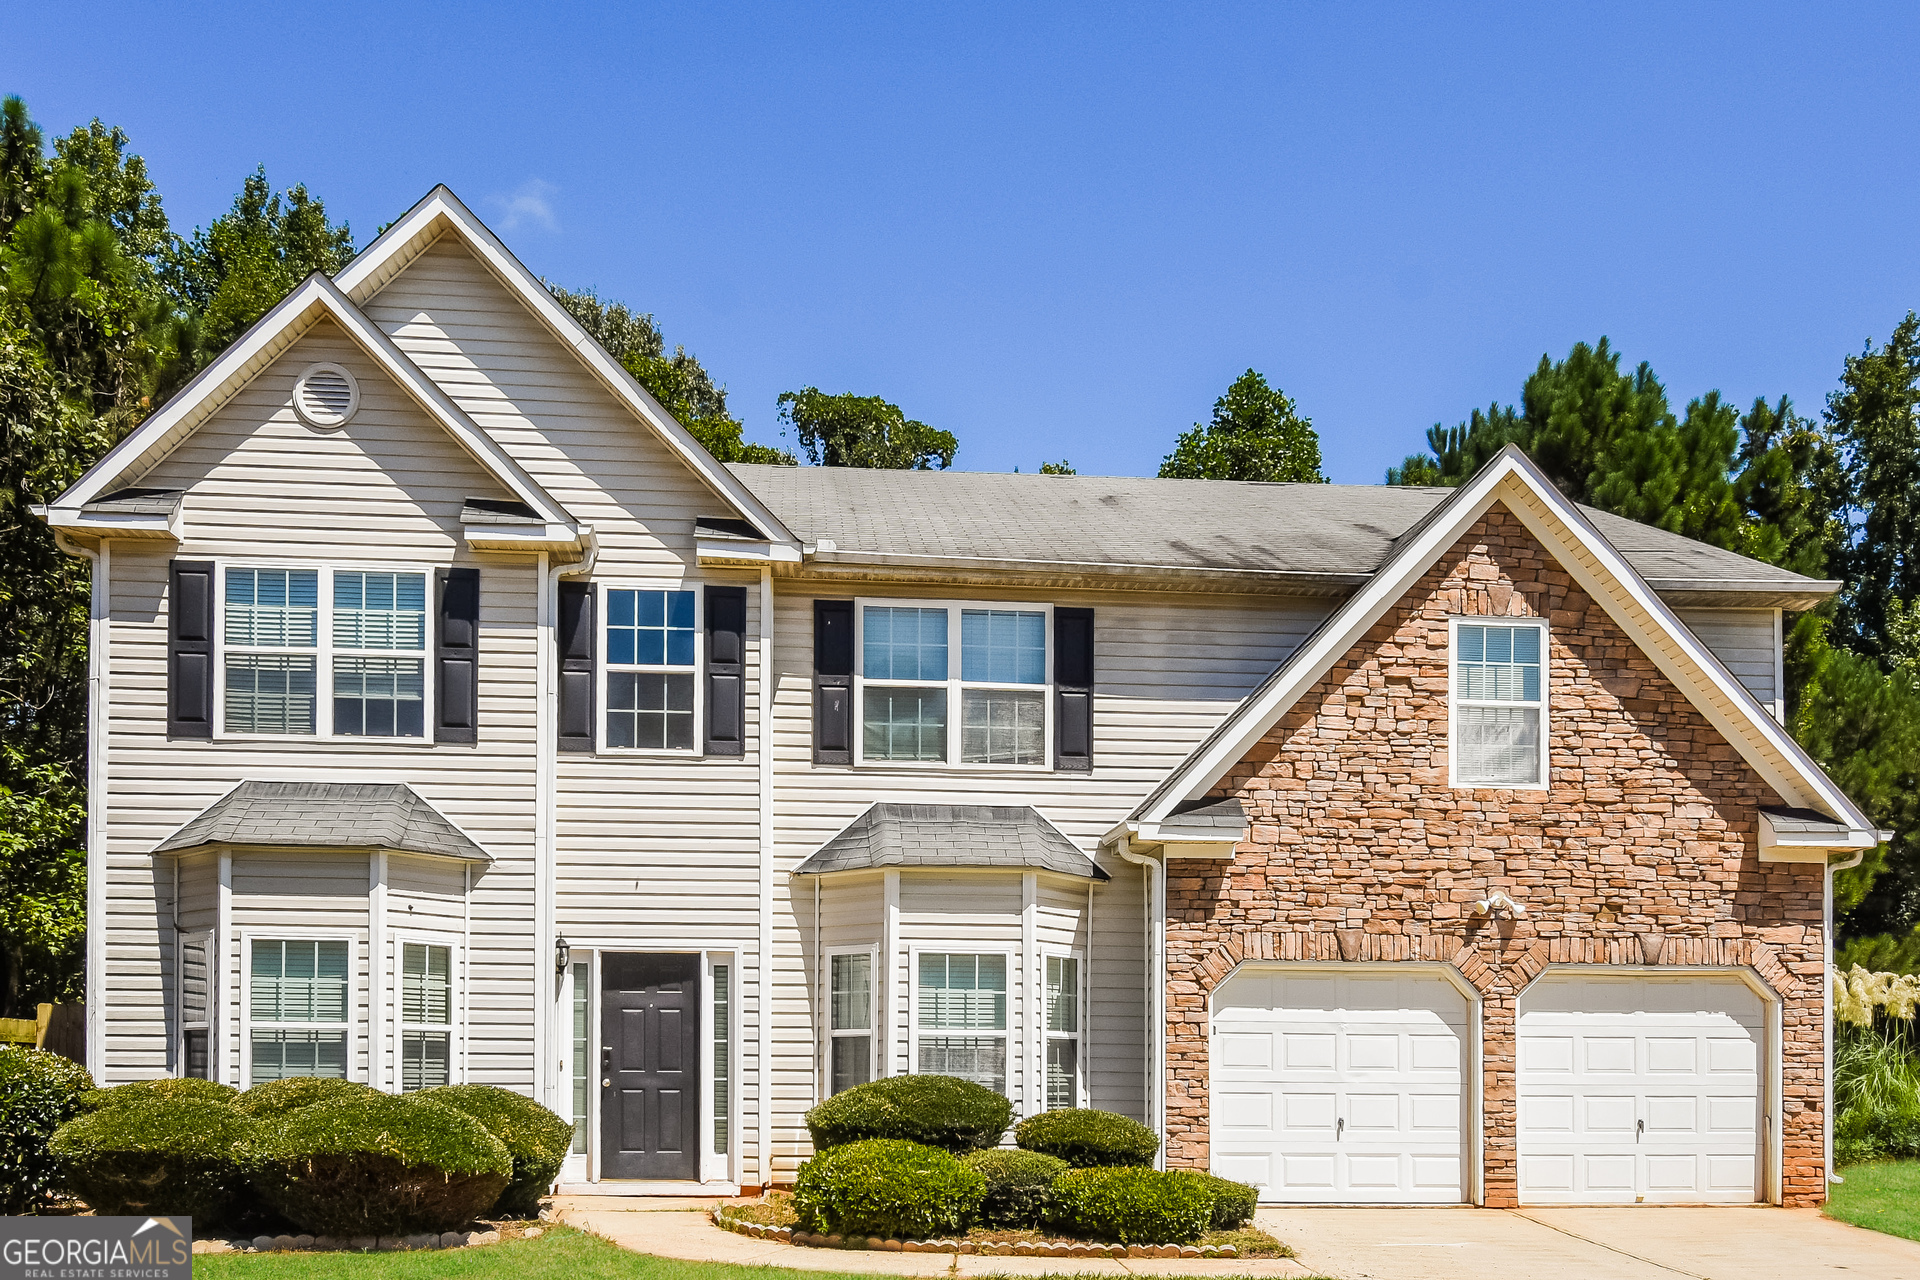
1510,1210,1709,1279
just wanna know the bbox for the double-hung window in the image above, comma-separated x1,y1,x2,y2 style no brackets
220,566,429,739
179,931,212,1080
1044,955,1081,1110
249,938,350,1085
1453,620,1547,787
916,952,1008,1093
605,588,697,750
828,952,874,1096
398,942,453,1091
858,602,1050,766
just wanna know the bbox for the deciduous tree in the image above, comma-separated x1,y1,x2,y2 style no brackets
1160,369,1324,482
778,388,956,469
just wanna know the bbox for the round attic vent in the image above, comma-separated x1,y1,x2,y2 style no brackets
293,362,359,428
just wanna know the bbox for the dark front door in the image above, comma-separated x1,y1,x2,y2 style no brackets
601,952,702,1180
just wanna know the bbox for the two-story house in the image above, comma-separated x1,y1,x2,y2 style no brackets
43,186,1879,1209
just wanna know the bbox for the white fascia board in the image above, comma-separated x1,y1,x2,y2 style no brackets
52,276,579,539
697,539,803,565
335,186,804,557
1137,446,1875,839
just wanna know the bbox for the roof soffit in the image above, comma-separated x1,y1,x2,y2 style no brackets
335,185,803,555
48,275,577,536
1130,446,1873,835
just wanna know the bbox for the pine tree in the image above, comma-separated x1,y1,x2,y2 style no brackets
1825,313,1920,658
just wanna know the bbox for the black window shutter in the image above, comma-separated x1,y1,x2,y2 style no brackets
1054,607,1094,772
557,581,596,753
434,568,480,743
168,559,215,739
813,599,854,765
705,585,748,756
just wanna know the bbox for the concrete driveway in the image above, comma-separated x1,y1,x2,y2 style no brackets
1258,1205,1920,1280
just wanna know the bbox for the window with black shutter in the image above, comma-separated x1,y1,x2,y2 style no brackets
557,581,596,753
705,586,747,756
434,568,480,743
168,559,216,739
813,599,854,765
1053,607,1094,772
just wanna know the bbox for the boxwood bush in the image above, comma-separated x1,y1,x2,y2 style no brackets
241,1092,510,1236
1173,1170,1258,1229
419,1084,572,1217
791,1138,985,1239
0,1047,94,1214
806,1075,1010,1154
49,1097,253,1221
233,1076,377,1120
960,1148,1068,1228
1045,1166,1213,1244
79,1078,239,1111
1014,1108,1158,1168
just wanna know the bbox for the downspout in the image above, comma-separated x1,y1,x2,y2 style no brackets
1112,833,1165,1169
55,531,107,1077
1827,845,1867,1187
539,533,597,1110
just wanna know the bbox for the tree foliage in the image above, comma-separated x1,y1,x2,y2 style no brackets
1161,369,1324,482
778,387,957,470
548,284,792,465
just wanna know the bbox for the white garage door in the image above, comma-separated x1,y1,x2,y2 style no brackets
1211,968,1469,1204
1518,974,1764,1204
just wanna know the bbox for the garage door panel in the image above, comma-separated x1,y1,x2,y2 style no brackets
1212,968,1469,1204
1518,975,1763,1205
1216,1091,1274,1133
1217,1033,1272,1070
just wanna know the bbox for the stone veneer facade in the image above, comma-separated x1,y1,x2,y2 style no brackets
1164,504,1828,1207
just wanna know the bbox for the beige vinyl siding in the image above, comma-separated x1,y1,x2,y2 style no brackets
98,321,542,1086
1673,607,1780,717
176,853,218,932
230,851,371,1084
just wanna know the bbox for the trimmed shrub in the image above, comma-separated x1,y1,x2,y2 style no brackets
233,1076,377,1120
0,1046,95,1214
240,1091,510,1236
1046,1166,1213,1244
791,1138,986,1239
1014,1108,1158,1168
49,1098,253,1221
806,1075,1011,1154
419,1084,572,1217
80,1078,239,1111
1173,1170,1258,1229
961,1148,1069,1228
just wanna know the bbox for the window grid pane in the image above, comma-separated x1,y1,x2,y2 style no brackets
333,572,427,650
863,687,948,761
1458,705,1543,785
1046,1039,1077,1110
251,940,349,1022
401,1032,450,1092
960,610,1046,684
832,1035,873,1095
606,589,696,668
402,943,451,1026
334,656,425,738
863,607,949,681
571,961,590,1154
831,954,872,1031
1046,956,1078,1034
607,672,695,750
918,953,1007,1030
1456,624,1542,703
181,938,209,1026
225,568,318,648
960,689,1046,764
225,654,317,734
250,1029,348,1083
918,1037,1006,1093
712,964,730,1155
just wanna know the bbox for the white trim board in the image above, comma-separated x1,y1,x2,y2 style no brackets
1129,445,1874,838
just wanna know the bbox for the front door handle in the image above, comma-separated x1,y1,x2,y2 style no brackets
602,1045,612,1073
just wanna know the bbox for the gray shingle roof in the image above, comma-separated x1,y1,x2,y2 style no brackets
154,781,490,862
1761,805,1855,836
728,466,1835,603
80,487,182,518
461,497,544,526
794,803,1109,879
1162,797,1248,832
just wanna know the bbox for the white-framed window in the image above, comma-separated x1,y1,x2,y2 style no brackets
1451,618,1548,788
397,939,455,1091
570,959,591,1155
217,563,431,741
855,600,1052,768
602,587,699,752
712,961,730,1155
178,929,213,1080
245,935,353,1086
828,951,875,1096
1044,953,1082,1110
914,951,1010,1094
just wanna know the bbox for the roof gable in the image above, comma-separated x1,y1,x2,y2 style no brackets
334,185,799,557
49,274,576,539
1129,445,1874,839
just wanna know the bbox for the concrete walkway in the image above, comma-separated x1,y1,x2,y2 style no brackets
554,1197,1920,1280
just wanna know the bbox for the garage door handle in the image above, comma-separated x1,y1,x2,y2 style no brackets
1336,1118,1344,1141
1636,1119,1644,1141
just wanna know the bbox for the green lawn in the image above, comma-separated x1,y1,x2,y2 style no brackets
1826,1161,1920,1243
191,1228,888,1280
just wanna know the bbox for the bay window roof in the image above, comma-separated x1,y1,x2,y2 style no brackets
795,803,1109,880
154,780,490,863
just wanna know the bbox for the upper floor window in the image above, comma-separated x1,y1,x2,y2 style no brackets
220,565,427,740
857,601,1051,767
604,588,697,750
1452,620,1546,787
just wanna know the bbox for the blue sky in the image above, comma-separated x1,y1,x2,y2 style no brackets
8,3,1920,482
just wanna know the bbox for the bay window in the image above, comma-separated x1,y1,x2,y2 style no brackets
398,941,453,1091
829,952,874,1096
179,931,212,1079
858,601,1051,767
1452,620,1547,787
1045,954,1081,1110
916,952,1008,1093
248,938,350,1085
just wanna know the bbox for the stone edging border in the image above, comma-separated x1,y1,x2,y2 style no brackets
711,1208,1238,1259
192,1227,510,1255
